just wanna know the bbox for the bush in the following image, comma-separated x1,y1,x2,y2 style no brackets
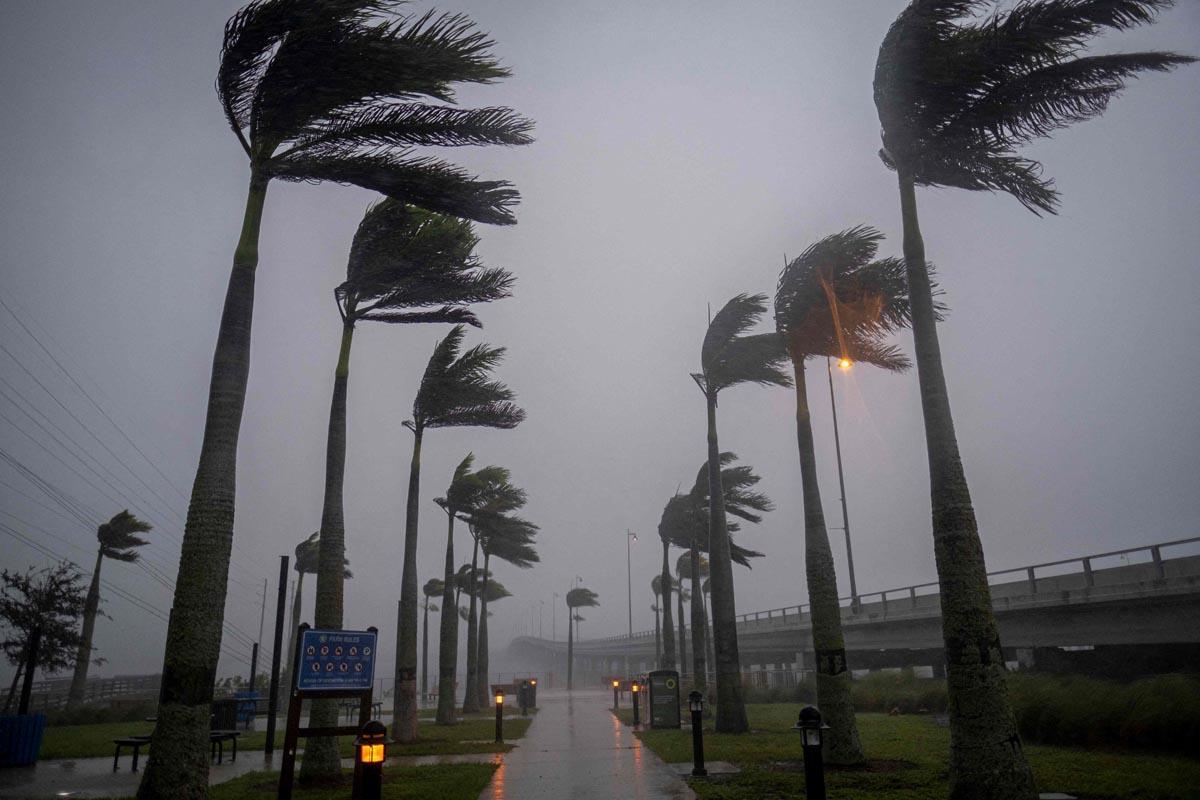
850,669,948,714
45,698,159,726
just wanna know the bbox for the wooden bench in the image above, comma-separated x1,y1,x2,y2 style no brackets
112,735,152,772
210,730,240,764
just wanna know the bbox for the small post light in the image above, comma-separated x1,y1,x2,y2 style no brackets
612,679,620,711
352,720,389,800
688,691,707,777
631,681,641,726
529,677,538,707
793,705,829,800
495,691,505,743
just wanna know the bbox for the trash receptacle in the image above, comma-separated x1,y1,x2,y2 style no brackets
0,714,46,766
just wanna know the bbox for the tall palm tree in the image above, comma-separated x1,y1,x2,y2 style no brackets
396,332,523,739
474,571,515,706
304,202,511,772
775,226,919,765
67,511,152,708
693,296,790,732
655,503,677,671
565,586,599,690
146,3,531,793
475,513,538,708
677,551,708,688
433,456,520,724
874,3,1191,794
421,579,443,703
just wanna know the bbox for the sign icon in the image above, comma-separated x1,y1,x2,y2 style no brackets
349,647,358,656
306,646,315,656
311,663,319,672
354,663,363,672
363,647,372,656
320,645,329,656
340,663,349,672
334,646,343,657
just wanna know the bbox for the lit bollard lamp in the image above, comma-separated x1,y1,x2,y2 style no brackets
612,678,620,710
495,692,505,743
688,691,707,777
631,681,641,726
352,720,390,800
794,705,829,800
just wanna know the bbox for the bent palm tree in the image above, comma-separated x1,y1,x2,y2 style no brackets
775,226,919,765
565,586,599,690
874,2,1192,795
68,511,151,708
306,202,510,772
655,504,677,671
475,513,538,708
396,329,523,739
693,294,791,731
421,579,443,702
147,3,531,793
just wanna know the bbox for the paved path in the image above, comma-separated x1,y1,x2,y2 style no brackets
478,689,693,800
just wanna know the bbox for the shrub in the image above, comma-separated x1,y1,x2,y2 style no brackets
46,698,159,726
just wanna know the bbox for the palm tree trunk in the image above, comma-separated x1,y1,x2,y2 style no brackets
703,592,714,686
689,544,706,692
421,599,429,703
653,597,661,667
676,581,687,679
476,552,491,708
566,605,574,690
793,359,864,764
436,512,459,725
898,172,1035,799
659,540,675,670
394,427,424,743
139,172,269,800
67,550,104,709
705,392,749,732
301,322,356,779
462,536,481,714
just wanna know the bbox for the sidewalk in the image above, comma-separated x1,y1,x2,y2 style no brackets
478,689,693,800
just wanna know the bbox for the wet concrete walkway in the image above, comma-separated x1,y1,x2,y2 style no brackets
478,688,693,800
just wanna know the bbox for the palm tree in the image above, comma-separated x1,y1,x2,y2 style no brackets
475,513,538,708
421,579,443,703
305,202,511,771
650,575,664,667
433,456,519,724
775,226,919,765
693,295,790,733
677,551,708,688
146,3,532,792
565,586,599,690
396,334,523,739
67,511,151,708
655,503,677,671
873,2,1191,794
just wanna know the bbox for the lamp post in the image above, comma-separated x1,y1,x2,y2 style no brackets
494,692,505,743
625,530,638,678
794,705,829,800
827,356,860,610
688,691,707,777
352,720,389,800
612,678,620,711
631,681,641,726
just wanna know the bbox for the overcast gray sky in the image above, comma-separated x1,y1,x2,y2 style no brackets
1,1,1197,683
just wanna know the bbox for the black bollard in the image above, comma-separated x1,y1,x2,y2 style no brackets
688,691,707,777
494,692,505,743
352,720,389,800
794,705,828,800
631,682,641,726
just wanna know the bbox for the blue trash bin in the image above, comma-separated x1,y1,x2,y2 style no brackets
0,714,46,767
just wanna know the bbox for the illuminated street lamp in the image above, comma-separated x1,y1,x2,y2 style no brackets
494,692,505,743
626,530,638,677
631,681,641,726
612,678,620,710
826,356,860,610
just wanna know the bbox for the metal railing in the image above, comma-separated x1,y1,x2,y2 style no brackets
572,535,1200,644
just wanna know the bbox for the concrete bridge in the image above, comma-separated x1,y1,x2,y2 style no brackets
510,537,1200,685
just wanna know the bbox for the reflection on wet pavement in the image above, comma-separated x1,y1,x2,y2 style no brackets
477,688,693,800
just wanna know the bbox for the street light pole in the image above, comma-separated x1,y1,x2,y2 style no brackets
827,357,859,609
626,530,637,677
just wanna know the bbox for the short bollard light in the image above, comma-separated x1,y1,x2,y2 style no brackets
688,691,707,777
631,682,641,726
794,705,829,800
352,720,389,800
495,692,505,743
612,679,620,710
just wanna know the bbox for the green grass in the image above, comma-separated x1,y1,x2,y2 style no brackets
40,715,530,760
207,765,496,800
618,705,1200,800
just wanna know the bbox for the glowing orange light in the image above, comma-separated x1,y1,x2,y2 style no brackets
632,683,640,693
359,742,385,764
612,679,619,688
838,358,852,370
495,692,505,705
530,679,537,686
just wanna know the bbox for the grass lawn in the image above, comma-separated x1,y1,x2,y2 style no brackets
617,705,1200,800
207,765,496,800
40,714,530,760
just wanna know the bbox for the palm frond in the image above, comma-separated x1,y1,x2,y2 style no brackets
289,104,533,156
97,510,152,562
565,586,600,609
705,332,793,394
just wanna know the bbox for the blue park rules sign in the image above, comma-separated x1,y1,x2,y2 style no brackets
296,628,377,692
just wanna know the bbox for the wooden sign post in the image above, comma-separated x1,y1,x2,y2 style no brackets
278,623,379,799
